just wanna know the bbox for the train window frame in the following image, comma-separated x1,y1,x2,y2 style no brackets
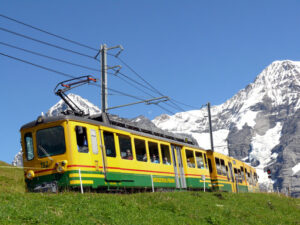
195,152,205,169
118,134,133,160
37,126,66,158
103,131,116,158
220,159,227,176
134,138,147,162
24,132,34,161
185,149,195,168
75,126,89,153
234,168,238,182
90,129,98,155
161,144,171,165
240,166,245,181
237,169,242,183
215,157,222,175
148,141,160,164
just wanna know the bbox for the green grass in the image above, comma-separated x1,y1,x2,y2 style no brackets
0,161,25,193
0,160,300,225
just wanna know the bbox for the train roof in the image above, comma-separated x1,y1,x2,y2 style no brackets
20,113,206,150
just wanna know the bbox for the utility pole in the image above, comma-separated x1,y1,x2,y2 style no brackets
96,44,123,123
207,102,214,152
101,44,107,113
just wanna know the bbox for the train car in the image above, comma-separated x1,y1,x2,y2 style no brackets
206,151,260,193
20,113,259,193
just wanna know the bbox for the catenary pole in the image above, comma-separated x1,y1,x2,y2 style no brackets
207,102,214,152
101,44,107,113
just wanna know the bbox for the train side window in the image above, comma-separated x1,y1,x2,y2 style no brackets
75,126,89,153
195,152,204,169
135,138,147,162
24,133,34,161
220,159,226,176
247,172,250,184
103,131,116,157
238,169,242,183
215,157,221,175
90,129,98,155
186,149,195,168
161,144,171,165
203,153,208,168
226,166,230,180
234,168,238,181
149,142,160,163
118,134,133,160
240,167,245,181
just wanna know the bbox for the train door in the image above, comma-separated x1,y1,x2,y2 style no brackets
171,145,186,189
90,128,103,171
228,162,237,193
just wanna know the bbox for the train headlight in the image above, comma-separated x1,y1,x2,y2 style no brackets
61,160,67,166
26,170,35,180
56,166,64,173
56,160,67,173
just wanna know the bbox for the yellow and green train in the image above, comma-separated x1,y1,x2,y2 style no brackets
20,114,259,193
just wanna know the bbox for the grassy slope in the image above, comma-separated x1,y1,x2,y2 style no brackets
0,161,299,225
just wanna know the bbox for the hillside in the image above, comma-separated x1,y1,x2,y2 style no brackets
0,163,300,225
0,160,25,193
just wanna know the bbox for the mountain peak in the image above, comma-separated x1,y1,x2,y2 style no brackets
47,93,101,117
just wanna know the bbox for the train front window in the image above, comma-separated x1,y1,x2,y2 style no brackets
24,132,34,161
37,126,66,158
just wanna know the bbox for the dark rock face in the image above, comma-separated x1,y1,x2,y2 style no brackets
270,109,300,198
227,124,253,160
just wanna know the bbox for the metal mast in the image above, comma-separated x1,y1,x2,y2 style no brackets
207,102,214,152
101,44,107,113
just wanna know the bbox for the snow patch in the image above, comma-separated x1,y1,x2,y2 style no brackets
191,129,229,155
250,122,282,184
292,163,300,175
236,110,258,130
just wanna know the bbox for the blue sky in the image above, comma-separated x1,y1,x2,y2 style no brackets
1,0,300,163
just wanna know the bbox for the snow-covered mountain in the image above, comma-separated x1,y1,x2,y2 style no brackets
47,93,101,116
153,60,300,197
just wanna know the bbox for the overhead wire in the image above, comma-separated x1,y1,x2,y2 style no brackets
0,27,94,59
107,63,190,113
0,41,99,72
107,71,176,114
0,52,153,102
112,55,202,114
0,14,99,52
0,52,75,79
0,13,196,115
